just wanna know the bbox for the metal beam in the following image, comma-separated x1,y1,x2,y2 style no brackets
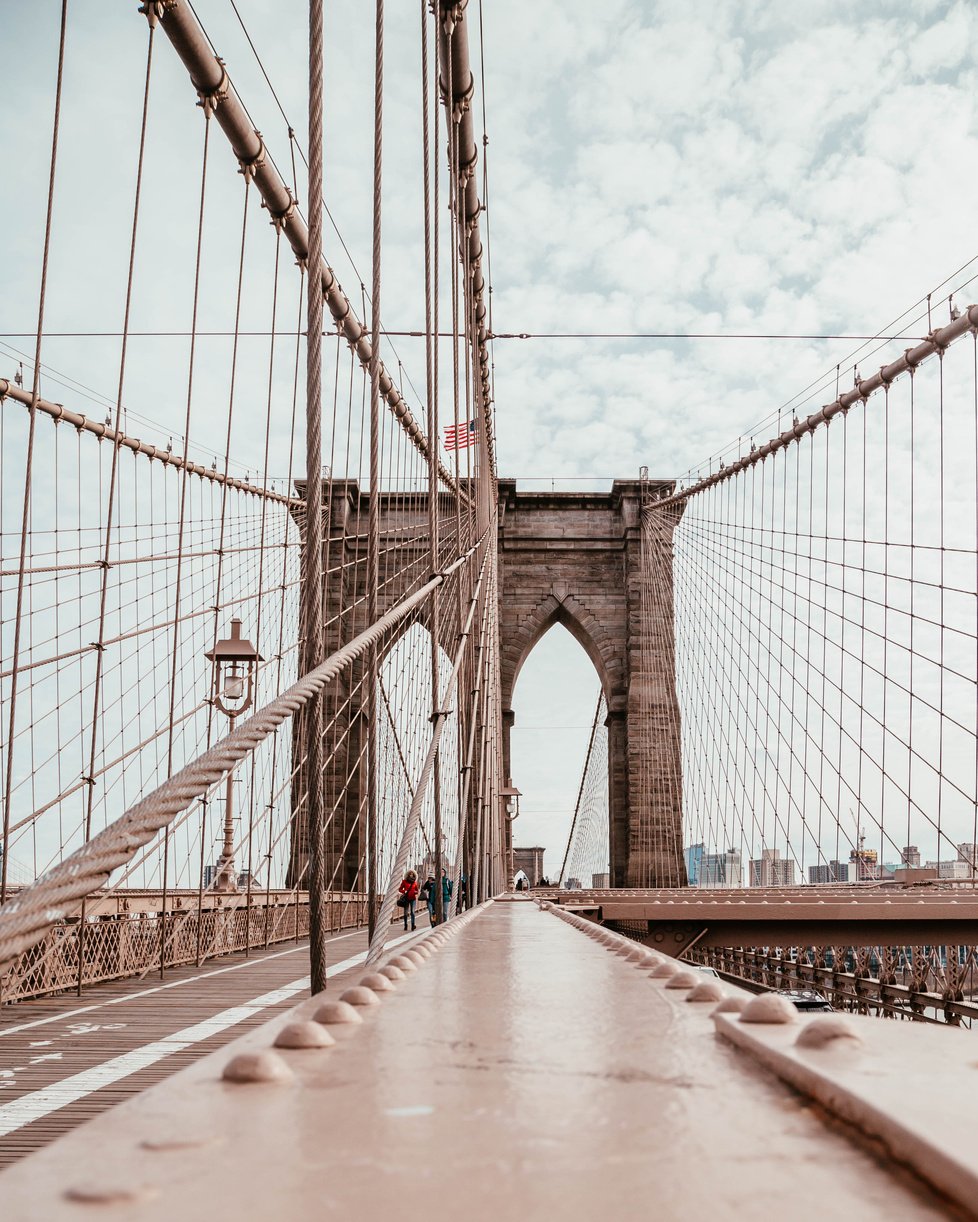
553,887,978,947
657,304,978,507
435,0,493,479
151,0,466,501
0,380,296,505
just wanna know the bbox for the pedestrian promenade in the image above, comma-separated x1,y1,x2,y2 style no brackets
0,924,426,1167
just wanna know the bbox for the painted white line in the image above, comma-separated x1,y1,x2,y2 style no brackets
0,931,355,1038
0,929,420,1139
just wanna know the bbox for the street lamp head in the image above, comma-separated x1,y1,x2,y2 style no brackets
500,784,521,819
223,667,246,702
205,618,263,718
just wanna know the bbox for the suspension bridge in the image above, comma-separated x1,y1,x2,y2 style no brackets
2,1,978,1217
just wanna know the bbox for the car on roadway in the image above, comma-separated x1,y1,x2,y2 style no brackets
776,988,833,1013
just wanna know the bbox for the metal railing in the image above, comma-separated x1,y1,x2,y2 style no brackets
684,943,978,1026
0,892,370,1005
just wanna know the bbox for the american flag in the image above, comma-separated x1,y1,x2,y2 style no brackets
443,419,476,451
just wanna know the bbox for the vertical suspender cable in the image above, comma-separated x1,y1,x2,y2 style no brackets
76,19,155,991
421,0,443,922
305,0,328,994
366,0,385,939
1,0,68,904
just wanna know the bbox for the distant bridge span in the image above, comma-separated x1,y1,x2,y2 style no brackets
549,886,978,951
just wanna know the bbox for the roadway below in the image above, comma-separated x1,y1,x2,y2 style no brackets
0,923,424,1169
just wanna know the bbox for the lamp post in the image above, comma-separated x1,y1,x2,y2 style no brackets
205,619,262,893
500,783,521,892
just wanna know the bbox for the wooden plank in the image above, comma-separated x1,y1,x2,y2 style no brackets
0,925,385,1168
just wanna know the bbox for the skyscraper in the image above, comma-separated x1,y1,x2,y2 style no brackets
684,842,704,887
749,847,795,887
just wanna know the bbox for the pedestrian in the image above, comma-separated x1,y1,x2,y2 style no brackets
458,872,468,910
421,875,437,925
397,869,420,931
441,870,453,920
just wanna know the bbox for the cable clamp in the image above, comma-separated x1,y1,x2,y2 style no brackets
238,132,267,183
439,2,464,36
138,1,174,29
196,59,230,117
452,72,475,120
925,328,949,355
265,189,297,232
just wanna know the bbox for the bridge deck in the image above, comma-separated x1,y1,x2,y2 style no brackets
0,900,957,1220
0,924,422,1169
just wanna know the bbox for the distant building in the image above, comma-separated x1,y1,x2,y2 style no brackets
849,844,879,881
925,859,970,880
700,848,742,888
591,872,610,888
901,845,921,868
956,843,978,872
724,848,743,888
749,848,795,887
203,864,216,888
700,853,724,886
684,842,704,887
565,877,583,890
809,860,853,884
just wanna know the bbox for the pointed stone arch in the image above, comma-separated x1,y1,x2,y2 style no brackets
498,479,684,887
501,588,620,712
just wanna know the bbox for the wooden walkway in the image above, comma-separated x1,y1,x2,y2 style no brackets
0,924,420,1169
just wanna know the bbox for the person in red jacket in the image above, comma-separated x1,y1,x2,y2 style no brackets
398,870,420,931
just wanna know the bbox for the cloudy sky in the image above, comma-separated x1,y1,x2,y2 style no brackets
3,1,978,879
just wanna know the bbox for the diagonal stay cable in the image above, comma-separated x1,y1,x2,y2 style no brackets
365,535,493,966
0,536,485,967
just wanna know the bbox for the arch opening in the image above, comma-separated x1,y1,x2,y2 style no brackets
508,624,609,887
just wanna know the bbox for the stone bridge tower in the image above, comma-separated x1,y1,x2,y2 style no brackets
497,479,686,888
289,477,686,892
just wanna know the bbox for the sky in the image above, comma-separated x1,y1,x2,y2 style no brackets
3,1,978,881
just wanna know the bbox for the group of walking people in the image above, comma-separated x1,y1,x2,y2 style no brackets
396,869,466,930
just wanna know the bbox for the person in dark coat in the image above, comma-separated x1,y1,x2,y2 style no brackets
421,875,436,925
441,870,453,919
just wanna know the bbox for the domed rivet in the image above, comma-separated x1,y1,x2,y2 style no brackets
274,1020,336,1049
339,986,380,1008
222,1050,293,1084
740,994,798,1024
313,1000,363,1025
